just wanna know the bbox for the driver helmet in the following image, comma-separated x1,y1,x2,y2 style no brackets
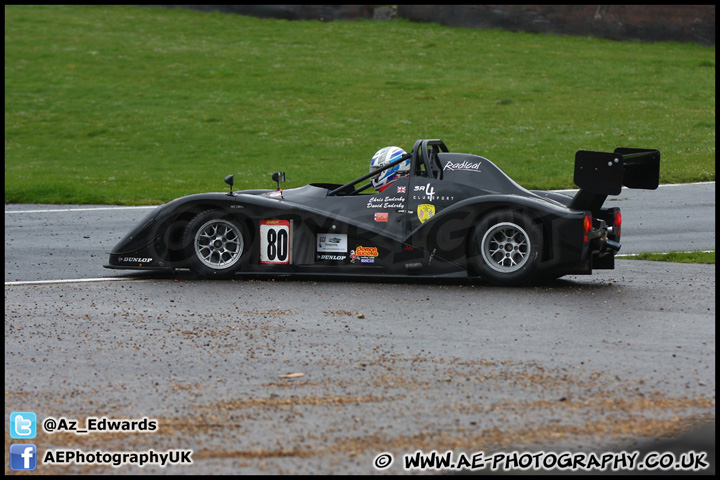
370,146,409,191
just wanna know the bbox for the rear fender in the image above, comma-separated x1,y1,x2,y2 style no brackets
409,195,577,268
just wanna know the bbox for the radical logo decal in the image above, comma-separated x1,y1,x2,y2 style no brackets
443,160,482,172
417,204,435,224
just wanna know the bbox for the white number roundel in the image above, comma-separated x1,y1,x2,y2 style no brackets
260,220,291,264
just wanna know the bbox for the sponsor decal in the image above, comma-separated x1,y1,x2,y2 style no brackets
443,160,482,172
355,246,379,257
374,212,389,222
119,257,153,263
317,254,347,261
417,204,435,224
350,246,379,264
317,233,347,253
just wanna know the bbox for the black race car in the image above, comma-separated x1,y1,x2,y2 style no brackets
105,139,660,286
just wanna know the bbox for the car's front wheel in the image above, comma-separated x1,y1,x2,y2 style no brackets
468,209,542,286
182,210,247,279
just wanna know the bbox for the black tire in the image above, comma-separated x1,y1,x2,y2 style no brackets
182,210,248,279
468,209,542,286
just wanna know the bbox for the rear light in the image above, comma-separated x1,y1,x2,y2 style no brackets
583,214,592,242
614,210,622,237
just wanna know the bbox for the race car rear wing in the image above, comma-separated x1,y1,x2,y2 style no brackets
569,148,660,212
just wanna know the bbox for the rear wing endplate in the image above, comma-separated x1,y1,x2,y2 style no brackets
569,148,660,212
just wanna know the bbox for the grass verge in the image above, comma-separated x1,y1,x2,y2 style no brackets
5,5,715,205
619,251,715,264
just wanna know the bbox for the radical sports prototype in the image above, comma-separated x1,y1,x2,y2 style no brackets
105,139,660,286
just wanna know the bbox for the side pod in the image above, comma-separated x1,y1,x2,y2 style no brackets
569,148,660,213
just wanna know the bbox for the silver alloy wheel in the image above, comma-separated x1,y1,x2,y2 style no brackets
481,222,531,273
193,219,244,270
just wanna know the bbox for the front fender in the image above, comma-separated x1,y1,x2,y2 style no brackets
106,193,245,270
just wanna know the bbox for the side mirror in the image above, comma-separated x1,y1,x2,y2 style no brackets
224,174,234,195
272,171,285,190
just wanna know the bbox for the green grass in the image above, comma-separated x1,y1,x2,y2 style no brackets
619,251,715,264
5,5,716,205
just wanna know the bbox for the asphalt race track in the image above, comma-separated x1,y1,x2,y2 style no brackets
4,183,715,474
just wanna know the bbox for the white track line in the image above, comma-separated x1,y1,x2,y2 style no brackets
5,277,136,286
5,206,156,285
552,180,714,193
617,250,715,257
4,206,156,214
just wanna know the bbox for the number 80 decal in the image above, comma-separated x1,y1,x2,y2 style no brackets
260,219,292,264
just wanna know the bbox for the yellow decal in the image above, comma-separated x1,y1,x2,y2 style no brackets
417,204,435,224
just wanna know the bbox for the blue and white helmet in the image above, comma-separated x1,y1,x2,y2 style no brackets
369,146,409,191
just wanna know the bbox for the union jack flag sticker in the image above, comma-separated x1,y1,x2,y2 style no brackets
397,186,406,193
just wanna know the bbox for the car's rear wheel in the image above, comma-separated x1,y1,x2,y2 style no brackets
468,209,542,286
182,210,247,279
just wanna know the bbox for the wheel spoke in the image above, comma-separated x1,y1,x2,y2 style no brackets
481,222,531,274
194,219,244,269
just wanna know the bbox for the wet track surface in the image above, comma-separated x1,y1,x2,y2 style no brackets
4,183,715,474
